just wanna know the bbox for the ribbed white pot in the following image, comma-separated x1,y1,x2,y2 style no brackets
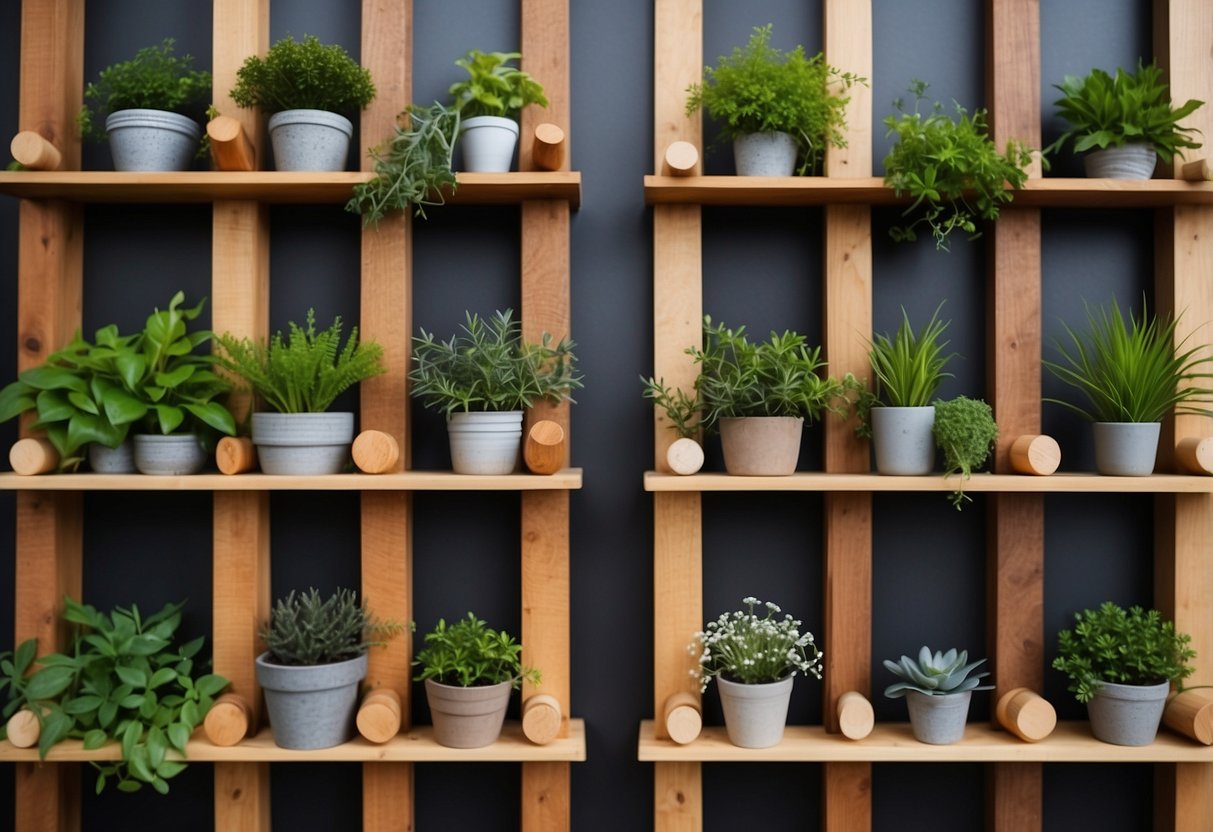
252,412,355,475
904,689,972,745
133,434,206,476
716,675,794,748
447,410,523,475
1093,422,1159,476
459,116,520,172
733,132,797,176
268,109,353,172
105,109,201,172
1086,680,1169,746
1083,143,1157,179
871,406,936,475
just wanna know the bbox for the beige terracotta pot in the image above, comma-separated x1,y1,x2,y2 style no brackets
718,416,804,476
425,678,512,748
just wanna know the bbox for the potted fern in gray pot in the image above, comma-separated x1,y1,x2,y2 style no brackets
216,311,385,475
884,646,993,744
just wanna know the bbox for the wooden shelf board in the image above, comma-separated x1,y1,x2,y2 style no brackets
0,469,583,491
0,720,585,763
0,171,581,208
644,471,1213,493
643,175,1213,208
637,720,1213,763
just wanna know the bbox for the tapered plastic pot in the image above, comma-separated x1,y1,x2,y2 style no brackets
718,416,803,476
133,434,206,475
105,109,201,172
904,690,972,744
256,652,368,749
252,412,355,475
447,411,523,475
1084,143,1157,179
716,675,794,748
424,678,512,748
1086,680,1169,746
268,109,353,172
459,116,519,172
871,406,936,475
733,132,797,176
1093,422,1160,476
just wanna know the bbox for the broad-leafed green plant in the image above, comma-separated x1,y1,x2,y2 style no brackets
883,646,992,698
261,588,398,666
933,395,998,509
448,50,548,120
1043,297,1213,423
1053,602,1195,703
230,34,375,115
883,80,1035,250
690,596,823,692
685,24,864,175
409,309,581,416
216,310,385,414
413,612,539,689
1044,61,1203,164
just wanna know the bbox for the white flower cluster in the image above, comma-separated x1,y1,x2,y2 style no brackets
688,596,824,693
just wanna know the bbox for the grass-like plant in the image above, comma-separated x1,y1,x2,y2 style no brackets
856,303,955,438
1053,602,1195,703
230,34,376,115
413,612,539,688
449,50,548,120
685,24,864,175
260,588,399,667
690,596,823,692
883,81,1035,250
216,310,386,414
1044,297,1213,423
933,395,998,509
884,646,992,698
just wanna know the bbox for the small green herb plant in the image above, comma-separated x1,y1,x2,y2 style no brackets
78,39,212,142
856,303,955,438
1053,602,1195,703
230,34,376,115
216,310,385,414
260,588,399,667
409,309,581,416
449,50,548,120
685,24,864,175
413,612,539,689
883,646,992,698
933,395,998,509
1043,297,1213,423
690,596,823,692
883,80,1035,250
0,597,227,795
1044,61,1203,164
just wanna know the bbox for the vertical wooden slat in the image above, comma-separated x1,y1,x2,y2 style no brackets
521,0,569,172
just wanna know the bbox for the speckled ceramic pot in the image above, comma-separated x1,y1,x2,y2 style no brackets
733,131,797,176
904,689,972,745
88,440,136,474
719,416,803,476
251,412,355,475
133,434,206,475
256,652,368,749
871,406,936,475
1086,680,1169,746
105,109,201,172
1083,143,1157,179
1093,422,1160,476
268,109,353,171
459,116,520,172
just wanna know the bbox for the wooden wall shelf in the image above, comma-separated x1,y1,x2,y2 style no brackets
0,469,583,492
643,471,1213,494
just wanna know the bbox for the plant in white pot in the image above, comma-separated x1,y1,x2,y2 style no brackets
414,612,540,749
216,310,385,475
230,34,376,171
884,646,992,745
1043,297,1213,476
448,49,547,172
690,597,823,749
409,309,581,475
1053,602,1195,746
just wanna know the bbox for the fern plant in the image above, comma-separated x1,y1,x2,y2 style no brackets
260,588,399,667
413,612,539,689
216,311,385,414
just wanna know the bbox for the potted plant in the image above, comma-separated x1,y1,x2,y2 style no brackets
1043,61,1204,179
883,80,1035,250
77,38,212,171
230,34,376,171
884,646,992,744
685,24,863,176
933,395,998,509
414,612,540,749
409,309,581,475
1053,602,1195,746
256,588,398,750
858,303,955,475
0,597,227,793
690,597,822,749
448,49,548,172
215,310,385,475
1043,298,1213,476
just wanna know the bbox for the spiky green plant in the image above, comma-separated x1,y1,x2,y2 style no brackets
260,588,398,666
933,395,998,509
884,646,992,698
413,612,539,689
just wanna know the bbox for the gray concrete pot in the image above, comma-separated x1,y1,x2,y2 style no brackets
1093,421,1160,476
719,416,804,476
252,412,355,475
1086,680,1169,746
1083,143,1157,179
105,109,201,172
88,440,135,474
733,132,797,176
424,678,512,748
871,406,936,475
459,116,519,172
904,689,972,744
133,434,206,475
447,411,523,475
256,652,368,750
716,675,794,748
268,109,353,172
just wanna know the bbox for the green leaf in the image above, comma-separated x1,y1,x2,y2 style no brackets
167,723,190,752
83,728,108,749
62,694,104,715
114,665,148,688
195,674,229,699
25,666,75,701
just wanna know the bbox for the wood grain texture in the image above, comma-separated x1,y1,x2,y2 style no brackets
19,0,82,171
212,0,267,156
824,493,871,730
653,0,701,171
653,493,701,736
822,763,872,832
521,491,570,729
822,0,872,178
643,471,1213,493
522,200,572,445
213,761,270,831
652,206,702,466
822,205,871,472
0,470,584,490
521,0,569,171
522,762,570,832
654,762,702,832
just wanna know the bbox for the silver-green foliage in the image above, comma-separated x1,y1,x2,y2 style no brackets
261,588,397,666
884,646,992,698
413,612,539,689
933,395,998,509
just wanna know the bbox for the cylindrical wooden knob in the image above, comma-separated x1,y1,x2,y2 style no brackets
663,141,699,176
216,436,257,475
9,438,58,475
995,687,1056,742
1181,159,1212,182
531,123,566,171
837,690,875,740
356,688,402,744
352,430,401,474
203,693,252,747
207,115,256,172
524,420,565,475
522,694,562,745
666,437,704,476
662,692,702,745
1009,434,1060,476
10,131,62,170
1175,437,1213,475
5,709,41,748
1163,689,1213,745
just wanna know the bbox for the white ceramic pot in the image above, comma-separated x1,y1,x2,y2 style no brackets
733,131,798,176
718,416,804,476
1086,680,1169,746
133,434,206,475
88,440,136,474
1092,421,1160,476
459,115,520,172
871,406,936,475
904,689,972,744
447,410,523,475
251,412,355,475
105,109,201,172
256,652,368,750
1083,143,1157,179
716,675,794,748
268,109,353,172
424,678,512,748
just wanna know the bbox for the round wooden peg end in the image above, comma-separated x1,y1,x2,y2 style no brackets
5,709,40,749
662,692,702,745
837,691,874,740
666,438,704,476
352,430,401,474
9,438,58,476
357,688,403,744
995,687,1056,742
1009,434,1061,476
663,141,699,176
203,693,252,747
522,694,562,745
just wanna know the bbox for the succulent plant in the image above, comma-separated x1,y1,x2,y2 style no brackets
883,646,993,698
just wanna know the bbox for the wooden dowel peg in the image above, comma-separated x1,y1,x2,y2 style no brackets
531,123,566,171
662,141,699,176
523,420,565,475
1163,689,1213,745
356,688,402,744
9,438,58,475
836,691,874,740
5,708,41,749
207,115,256,172
1175,437,1213,475
666,437,704,476
662,692,702,745
522,694,563,745
352,430,400,474
203,693,252,747
10,131,62,170
216,436,257,475
1181,158,1212,182
995,687,1056,742
1009,434,1061,476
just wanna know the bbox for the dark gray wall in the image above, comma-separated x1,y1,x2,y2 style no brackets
0,0,1173,830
